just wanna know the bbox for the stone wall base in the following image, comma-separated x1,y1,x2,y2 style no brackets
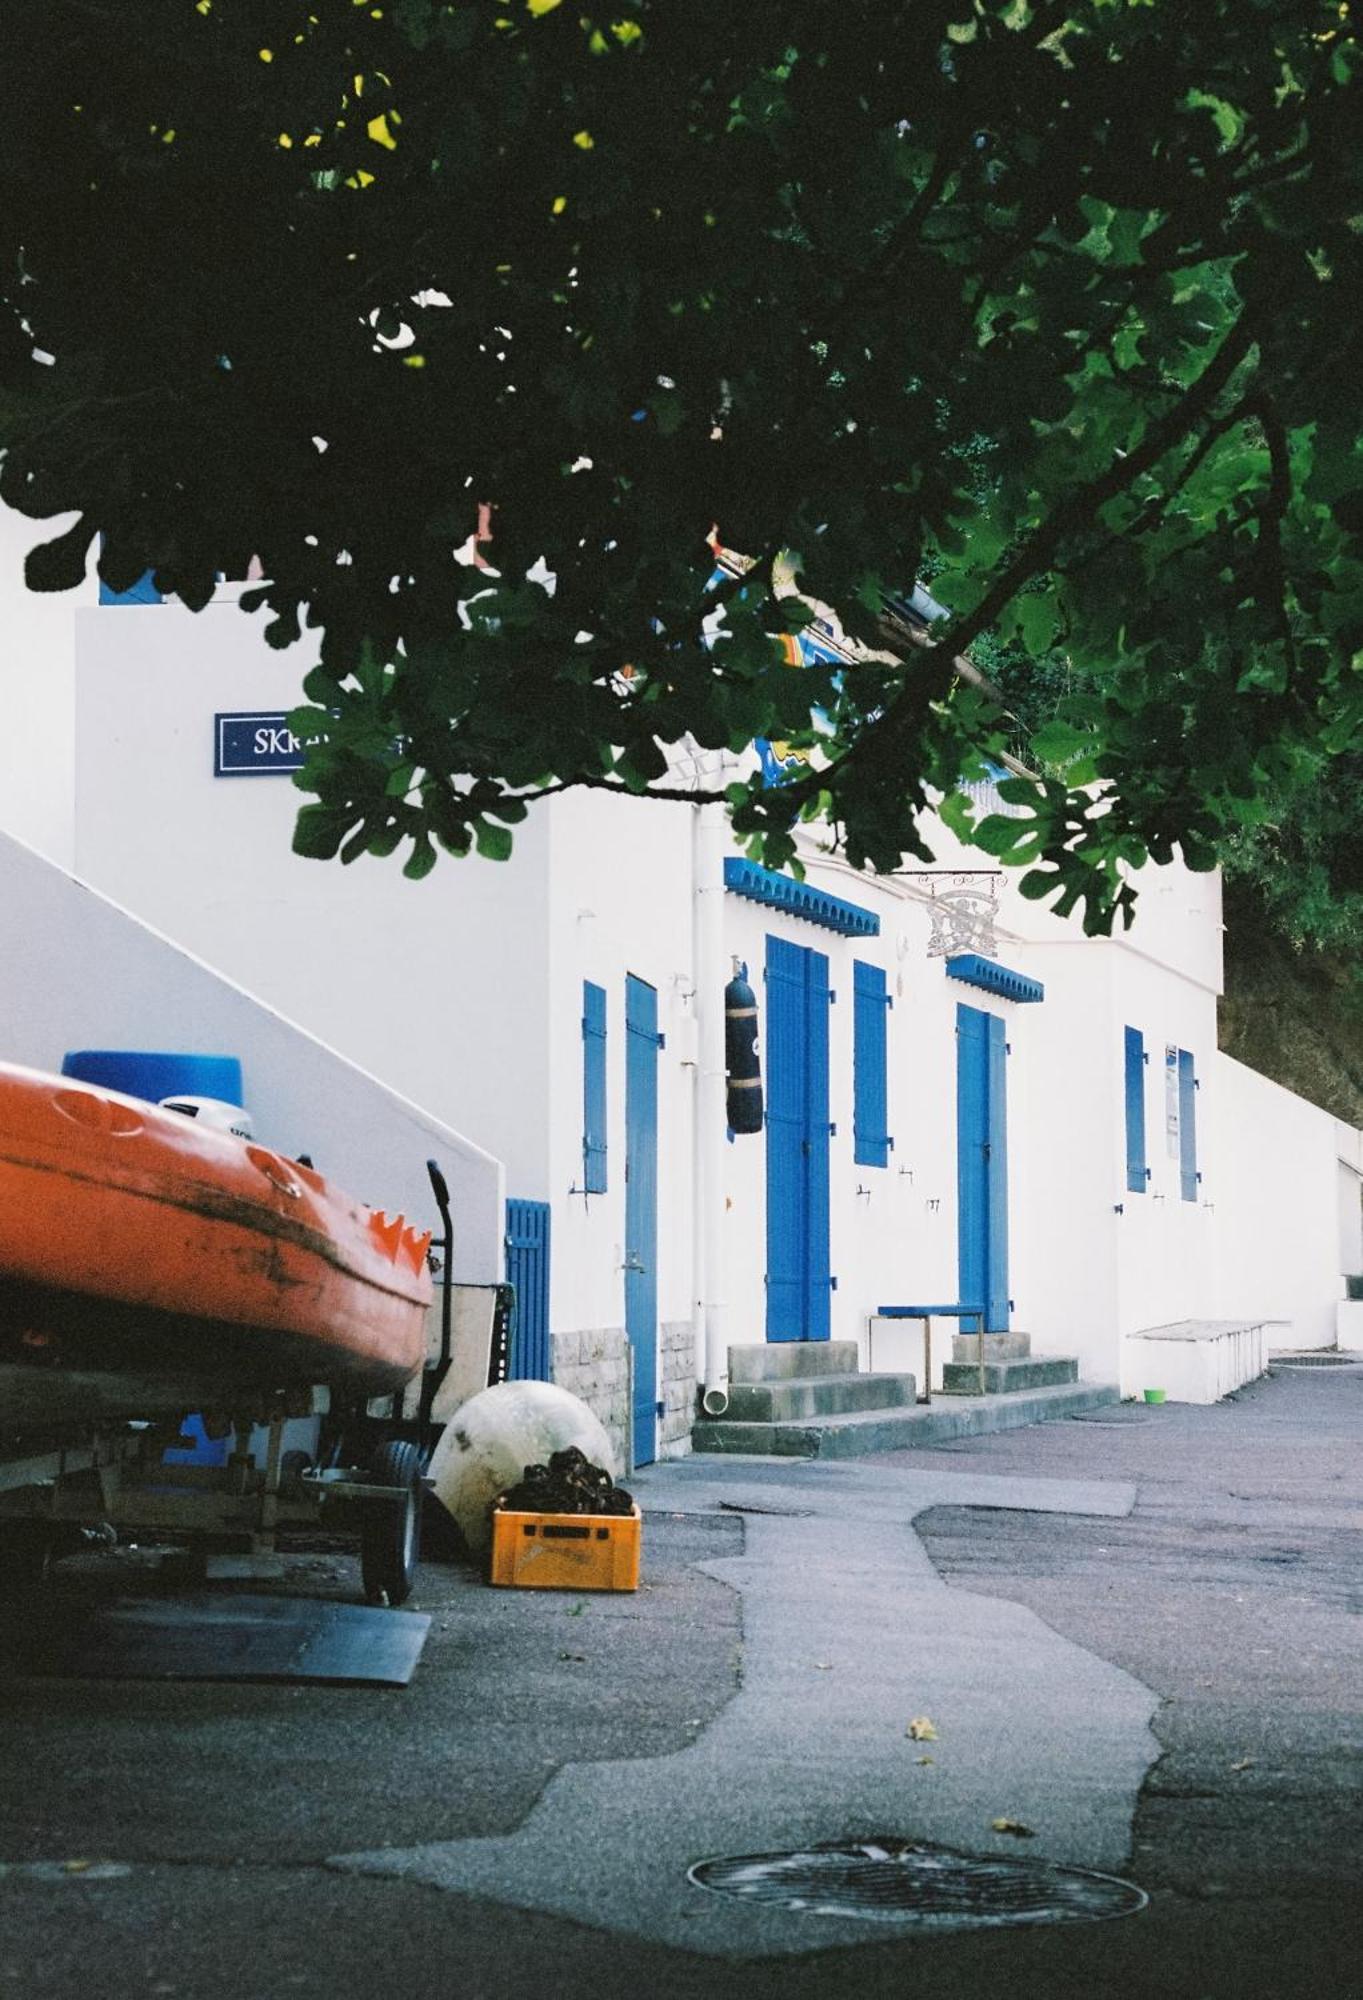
660,1318,696,1457
550,1326,629,1472
549,1321,697,1469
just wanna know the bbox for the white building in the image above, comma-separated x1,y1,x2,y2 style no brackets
2,517,1360,1466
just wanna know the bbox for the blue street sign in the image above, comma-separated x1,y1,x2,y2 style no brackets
214,713,307,777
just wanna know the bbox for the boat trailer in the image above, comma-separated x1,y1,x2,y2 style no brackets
0,1161,512,1610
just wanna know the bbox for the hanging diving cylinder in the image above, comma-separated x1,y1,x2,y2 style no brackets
724,959,764,1135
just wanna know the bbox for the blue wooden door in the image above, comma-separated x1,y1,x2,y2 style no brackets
625,974,660,1465
956,1003,1010,1332
504,1198,551,1380
765,935,832,1342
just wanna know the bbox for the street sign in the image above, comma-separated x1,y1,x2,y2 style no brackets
214,712,306,777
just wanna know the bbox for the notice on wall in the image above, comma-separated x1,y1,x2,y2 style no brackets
1165,1043,1180,1157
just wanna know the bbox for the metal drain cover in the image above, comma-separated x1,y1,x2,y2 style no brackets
688,1839,1147,1930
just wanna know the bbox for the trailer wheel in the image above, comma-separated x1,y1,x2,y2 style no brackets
360,1439,423,1605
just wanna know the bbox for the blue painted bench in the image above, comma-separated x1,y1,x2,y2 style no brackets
872,1304,987,1403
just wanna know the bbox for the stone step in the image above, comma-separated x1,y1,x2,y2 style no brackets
725,1371,918,1423
941,1356,1079,1395
726,1341,861,1385
692,1380,1120,1459
950,1330,1034,1365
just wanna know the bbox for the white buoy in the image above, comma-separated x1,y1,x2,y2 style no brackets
427,1380,620,1559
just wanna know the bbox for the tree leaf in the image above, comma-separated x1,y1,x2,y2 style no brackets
292,805,350,860
473,818,514,860
25,518,92,593
403,835,437,880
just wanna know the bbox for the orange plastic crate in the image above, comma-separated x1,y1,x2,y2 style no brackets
489,1504,641,1592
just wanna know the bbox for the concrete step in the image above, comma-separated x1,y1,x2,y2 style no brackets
950,1330,1033,1365
691,1380,1120,1458
725,1371,918,1423
727,1341,861,1385
941,1356,1079,1395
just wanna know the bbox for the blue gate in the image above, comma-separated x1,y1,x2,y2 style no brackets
765,934,831,1342
956,1003,1010,1332
504,1197,551,1381
625,975,660,1465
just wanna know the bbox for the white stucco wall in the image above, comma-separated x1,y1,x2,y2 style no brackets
1003,942,1121,1384
543,786,698,1341
71,603,552,1196
1212,1053,1346,1350
1108,942,1222,1333
0,502,92,869
0,828,504,1280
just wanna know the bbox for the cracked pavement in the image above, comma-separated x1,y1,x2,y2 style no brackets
1,1366,1360,1998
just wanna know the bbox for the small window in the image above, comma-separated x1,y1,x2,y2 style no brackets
1124,1027,1148,1194
1178,1049,1199,1202
582,981,607,1193
853,960,891,1168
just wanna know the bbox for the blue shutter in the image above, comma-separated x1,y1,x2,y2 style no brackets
764,935,832,1341
985,1012,1010,1331
505,1198,551,1381
853,960,891,1168
765,937,807,1339
582,980,607,1193
1124,1026,1148,1194
624,975,660,1451
1178,1048,1199,1202
803,946,832,1341
956,1004,988,1316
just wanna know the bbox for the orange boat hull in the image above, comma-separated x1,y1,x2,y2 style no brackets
0,1064,432,1412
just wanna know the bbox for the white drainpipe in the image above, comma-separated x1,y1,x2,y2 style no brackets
693,800,730,1416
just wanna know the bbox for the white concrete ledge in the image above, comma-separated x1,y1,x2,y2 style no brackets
1122,1319,1285,1404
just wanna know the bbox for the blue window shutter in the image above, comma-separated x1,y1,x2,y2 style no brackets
764,937,806,1338
803,946,832,1340
985,1012,1010,1331
582,980,607,1193
1124,1027,1148,1194
853,960,890,1168
504,1197,551,1381
1178,1048,1198,1202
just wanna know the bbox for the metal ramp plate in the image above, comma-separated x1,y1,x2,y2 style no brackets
1,1592,430,1687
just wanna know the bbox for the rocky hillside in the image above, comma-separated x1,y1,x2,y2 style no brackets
1219,878,1363,1126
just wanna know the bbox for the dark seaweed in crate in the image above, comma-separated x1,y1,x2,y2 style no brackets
495,1446,634,1518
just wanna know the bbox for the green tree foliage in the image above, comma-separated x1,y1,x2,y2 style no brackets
1222,750,1363,958
2,0,1361,926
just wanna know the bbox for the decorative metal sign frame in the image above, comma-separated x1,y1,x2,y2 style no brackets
902,870,1003,961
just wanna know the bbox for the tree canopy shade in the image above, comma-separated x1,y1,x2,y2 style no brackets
2,1,1362,927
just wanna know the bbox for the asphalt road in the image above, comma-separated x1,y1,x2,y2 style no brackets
1,1364,1360,2000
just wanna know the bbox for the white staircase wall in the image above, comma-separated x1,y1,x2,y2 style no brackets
0,828,504,1280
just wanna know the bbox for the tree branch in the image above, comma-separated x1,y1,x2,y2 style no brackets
929,305,1262,668
516,773,731,806
1245,390,1296,664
